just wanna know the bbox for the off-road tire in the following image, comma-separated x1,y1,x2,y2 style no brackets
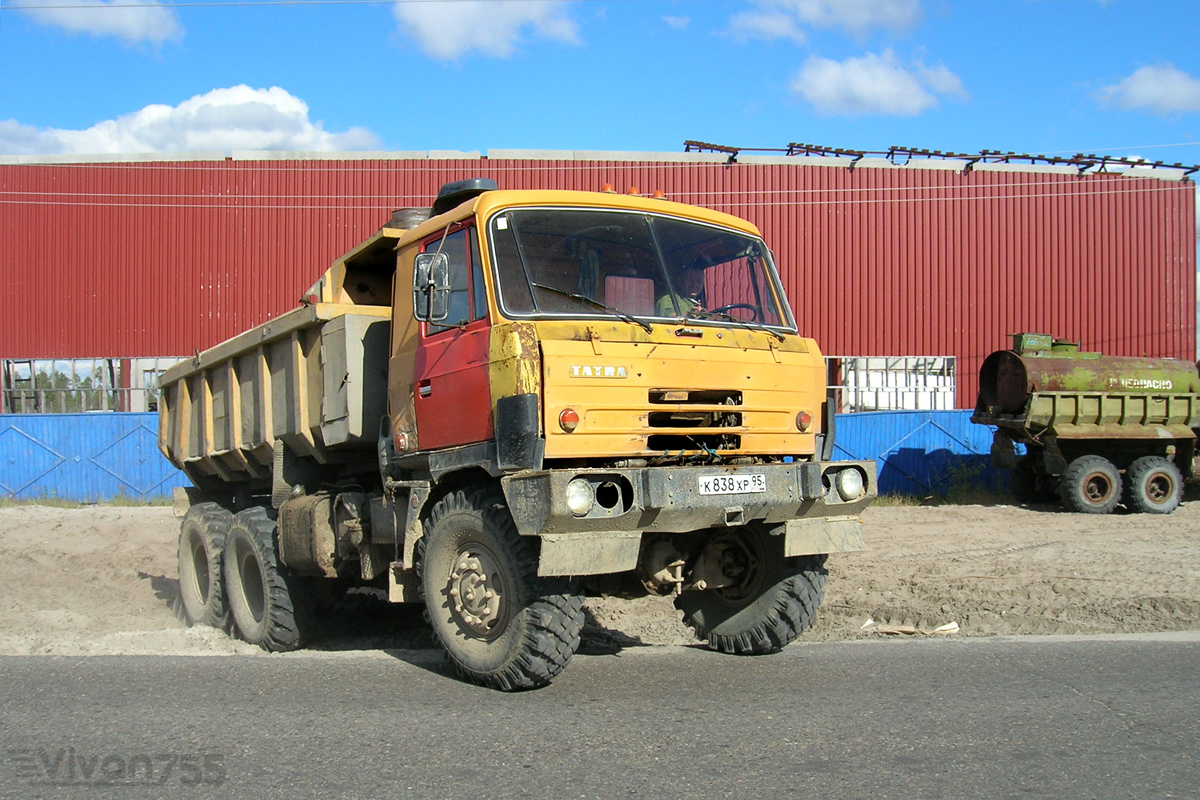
1059,455,1122,514
177,502,232,629
675,525,828,654
1123,456,1183,514
418,487,585,691
223,506,313,652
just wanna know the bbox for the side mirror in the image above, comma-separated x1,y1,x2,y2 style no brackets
413,252,450,322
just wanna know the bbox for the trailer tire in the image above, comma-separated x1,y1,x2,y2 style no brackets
177,502,232,629
223,506,313,652
675,525,828,654
1059,456,1122,514
1124,456,1183,515
418,487,584,691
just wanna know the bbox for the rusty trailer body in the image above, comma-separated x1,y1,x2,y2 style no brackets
973,333,1200,514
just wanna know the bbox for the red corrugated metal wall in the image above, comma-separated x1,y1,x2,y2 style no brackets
2,155,1195,407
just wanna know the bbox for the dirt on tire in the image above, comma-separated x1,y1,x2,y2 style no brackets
0,500,1197,656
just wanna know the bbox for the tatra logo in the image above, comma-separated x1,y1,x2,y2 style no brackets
570,365,629,378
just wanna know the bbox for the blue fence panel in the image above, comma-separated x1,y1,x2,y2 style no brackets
833,410,1003,497
1,411,1001,502
0,413,189,502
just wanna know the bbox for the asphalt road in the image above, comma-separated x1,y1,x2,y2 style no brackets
1,634,1197,800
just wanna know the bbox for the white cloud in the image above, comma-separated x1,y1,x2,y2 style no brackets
0,86,381,155
392,0,580,60
12,0,183,46
729,10,807,44
731,0,921,42
0,120,58,154
1097,64,1200,116
791,50,968,116
662,15,690,30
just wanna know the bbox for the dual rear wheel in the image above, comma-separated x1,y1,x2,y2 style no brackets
176,504,311,651
1057,455,1183,515
177,503,232,629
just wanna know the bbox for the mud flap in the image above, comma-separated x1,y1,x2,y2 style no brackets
990,430,1017,469
780,516,866,557
537,531,642,577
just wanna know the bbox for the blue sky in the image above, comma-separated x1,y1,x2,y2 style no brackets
1,0,1199,166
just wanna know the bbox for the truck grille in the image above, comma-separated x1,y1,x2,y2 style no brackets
646,389,743,451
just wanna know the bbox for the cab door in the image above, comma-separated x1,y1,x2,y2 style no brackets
414,224,494,451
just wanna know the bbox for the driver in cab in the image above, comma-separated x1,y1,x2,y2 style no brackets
657,265,706,317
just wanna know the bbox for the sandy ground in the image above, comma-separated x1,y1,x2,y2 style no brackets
1,500,1197,656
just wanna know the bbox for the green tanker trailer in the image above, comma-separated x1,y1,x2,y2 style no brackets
972,333,1200,514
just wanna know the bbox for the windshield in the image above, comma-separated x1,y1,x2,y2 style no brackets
488,207,795,330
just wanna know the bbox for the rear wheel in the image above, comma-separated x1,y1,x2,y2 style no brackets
1059,455,1122,514
418,487,584,691
675,524,828,654
1124,456,1183,514
223,506,312,651
177,502,232,628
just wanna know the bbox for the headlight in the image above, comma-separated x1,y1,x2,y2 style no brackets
834,468,865,501
559,408,580,433
566,478,595,516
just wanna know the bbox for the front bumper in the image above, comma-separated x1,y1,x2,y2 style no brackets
501,460,875,577
501,460,876,536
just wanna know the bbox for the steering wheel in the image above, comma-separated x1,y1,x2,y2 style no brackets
710,303,758,322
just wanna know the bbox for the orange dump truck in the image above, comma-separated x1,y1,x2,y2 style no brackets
159,179,876,690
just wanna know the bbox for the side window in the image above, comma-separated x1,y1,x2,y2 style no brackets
424,227,488,333
470,228,487,321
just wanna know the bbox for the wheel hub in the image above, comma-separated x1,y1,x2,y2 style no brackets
1083,473,1114,503
448,549,503,636
1146,474,1171,502
713,534,763,603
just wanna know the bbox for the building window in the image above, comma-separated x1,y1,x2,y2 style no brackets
1,358,185,414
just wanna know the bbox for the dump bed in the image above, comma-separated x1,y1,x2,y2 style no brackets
158,302,390,490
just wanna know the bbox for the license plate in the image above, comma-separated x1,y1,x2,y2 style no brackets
698,473,767,495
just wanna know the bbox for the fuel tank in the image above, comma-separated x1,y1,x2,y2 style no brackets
976,334,1200,416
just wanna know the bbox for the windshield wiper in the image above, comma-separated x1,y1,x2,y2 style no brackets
683,308,786,342
529,282,654,333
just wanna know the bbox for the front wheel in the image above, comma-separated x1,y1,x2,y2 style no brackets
1059,455,1122,514
675,525,828,654
418,487,584,691
1124,456,1183,514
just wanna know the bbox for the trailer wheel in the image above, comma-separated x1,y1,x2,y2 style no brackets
223,506,312,651
1124,456,1183,514
675,525,828,654
418,487,584,691
1059,456,1122,514
177,502,232,629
